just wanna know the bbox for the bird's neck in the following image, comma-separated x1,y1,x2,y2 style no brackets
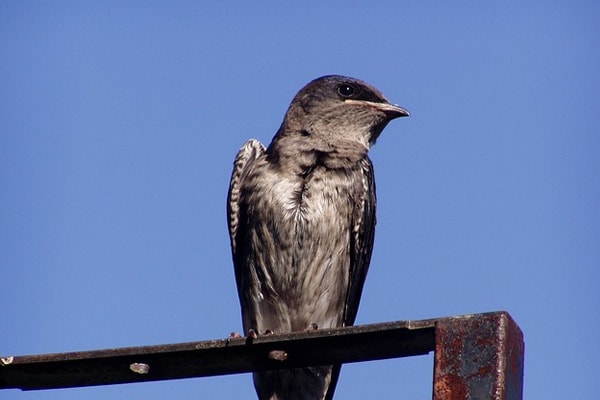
267,128,369,173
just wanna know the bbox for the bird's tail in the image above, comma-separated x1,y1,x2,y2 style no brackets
253,364,341,400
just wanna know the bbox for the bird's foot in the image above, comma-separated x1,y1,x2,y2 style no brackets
225,331,243,346
244,329,275,344
308,323,319,331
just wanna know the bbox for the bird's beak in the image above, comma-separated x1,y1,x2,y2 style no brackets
344,99,410,119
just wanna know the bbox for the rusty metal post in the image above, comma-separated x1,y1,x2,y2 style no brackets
433,311,524,400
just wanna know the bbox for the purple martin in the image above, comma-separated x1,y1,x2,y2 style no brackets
227,75,409,400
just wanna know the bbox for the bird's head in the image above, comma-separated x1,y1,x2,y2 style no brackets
278,75,409,151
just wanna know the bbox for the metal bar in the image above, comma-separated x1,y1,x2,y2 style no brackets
1,311,524,398
0,318,435,391
432,311,524,400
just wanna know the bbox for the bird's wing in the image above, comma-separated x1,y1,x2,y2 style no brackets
343,156,377,326
326,157,376,400
227,139,266,295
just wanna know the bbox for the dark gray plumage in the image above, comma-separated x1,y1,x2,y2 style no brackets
227,75,409,400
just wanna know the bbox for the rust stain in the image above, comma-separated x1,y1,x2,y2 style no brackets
434,374,468,400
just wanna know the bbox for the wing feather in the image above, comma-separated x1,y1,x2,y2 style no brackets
227,139,266,295
343,156,377,326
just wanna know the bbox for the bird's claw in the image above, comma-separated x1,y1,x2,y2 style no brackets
225,331,243,346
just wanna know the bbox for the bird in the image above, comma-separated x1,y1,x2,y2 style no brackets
227,75,409,400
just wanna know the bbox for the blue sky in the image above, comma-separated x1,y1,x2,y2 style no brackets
1,2,598,399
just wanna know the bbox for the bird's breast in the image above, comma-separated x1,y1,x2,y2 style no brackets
241,157,370,330
259,169,357,276
275,166,355,226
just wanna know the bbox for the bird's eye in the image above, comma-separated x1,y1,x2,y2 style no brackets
337,84,356,98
